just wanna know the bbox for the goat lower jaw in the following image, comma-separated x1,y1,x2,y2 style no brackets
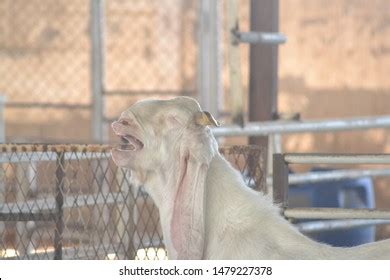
112,144,142,154
117,144,137,151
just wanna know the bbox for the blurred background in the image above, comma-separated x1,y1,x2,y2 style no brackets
0,0,390,254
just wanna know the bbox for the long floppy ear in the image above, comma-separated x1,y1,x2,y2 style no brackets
170,147,209,259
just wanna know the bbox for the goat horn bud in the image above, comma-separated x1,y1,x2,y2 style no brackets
194,111,220,127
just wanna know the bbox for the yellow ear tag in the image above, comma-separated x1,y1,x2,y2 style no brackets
194,111,220,127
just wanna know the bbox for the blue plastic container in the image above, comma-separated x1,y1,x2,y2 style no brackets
289,170,375,247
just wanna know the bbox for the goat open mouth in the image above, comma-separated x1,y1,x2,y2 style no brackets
117,134,144,151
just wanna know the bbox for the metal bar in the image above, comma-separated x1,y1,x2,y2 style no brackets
90,0,105,142
266,168,390,186
0,212,56,221
234,31,286,44
104,90,193,96
248,0,279,176
54,152,65,260
284,154,390,165
0,192,127,214
0,152,111,164
211,115,390,137
197,0,222,118
227,0,244,126
0,144,258,154
272,154,289,207
0,144,260,163
1,241,165,260
288,168,390,184
0,95,6,142
296,219,390,233
284,208,390,220
0,144,112,153
5,102,91,109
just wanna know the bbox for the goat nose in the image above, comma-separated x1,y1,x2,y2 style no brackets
111,121,119,130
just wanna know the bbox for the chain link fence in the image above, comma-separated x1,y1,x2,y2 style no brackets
104,0,198,127
0,144,266,260
0,0,199,142
0,0,92,142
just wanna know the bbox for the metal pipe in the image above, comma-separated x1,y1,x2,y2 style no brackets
273,154,289,206
248,0,279,170
54,152,65,260
0,212,56,222
227,0,244,126
266,168,390,186
284,208,390,220
296,219,390,233
104,89,193,96
197,0,222,118
234,31,287,44
284,154,390,165
0,144,112,153
5,102,91,109
0,152,111,164
211,115,390,137
90,0,105,142
289,168,390,184
0,145,252,165
0,192,127,214
0,95,6,143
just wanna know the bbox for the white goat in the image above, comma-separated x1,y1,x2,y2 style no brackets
111,96,390,259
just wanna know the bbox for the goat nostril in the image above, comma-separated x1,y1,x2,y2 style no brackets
119,119,130,126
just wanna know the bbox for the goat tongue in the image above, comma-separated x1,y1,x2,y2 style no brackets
123,135,143,150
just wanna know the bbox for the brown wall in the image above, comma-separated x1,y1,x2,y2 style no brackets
278,0,390,239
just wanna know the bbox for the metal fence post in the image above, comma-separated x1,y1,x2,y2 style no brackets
272,153,289,208
197,0,223,118
249,0,280,180
54,151,65,260
227,0,244,126
91,0,105,142
0,95,6,143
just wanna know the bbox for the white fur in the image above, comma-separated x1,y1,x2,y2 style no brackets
111,97,390,259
